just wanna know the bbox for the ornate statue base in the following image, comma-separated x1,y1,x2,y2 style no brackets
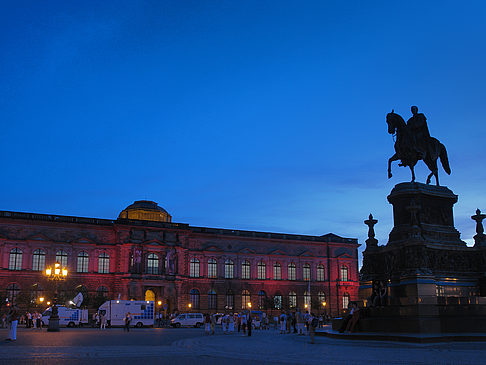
357,183,486,333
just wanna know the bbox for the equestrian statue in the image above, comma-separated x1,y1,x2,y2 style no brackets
387,106,450,186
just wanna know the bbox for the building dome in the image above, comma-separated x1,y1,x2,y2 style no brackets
118,200,172,223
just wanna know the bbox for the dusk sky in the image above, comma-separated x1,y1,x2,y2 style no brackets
1,1,486,265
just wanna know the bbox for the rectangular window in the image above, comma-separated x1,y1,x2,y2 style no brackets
257,263,266,280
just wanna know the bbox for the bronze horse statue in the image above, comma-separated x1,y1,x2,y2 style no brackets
386,111,450,186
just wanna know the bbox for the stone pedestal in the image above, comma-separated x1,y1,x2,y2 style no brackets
358,183,486,333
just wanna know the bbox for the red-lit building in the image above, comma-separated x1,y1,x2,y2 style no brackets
0,201,359,316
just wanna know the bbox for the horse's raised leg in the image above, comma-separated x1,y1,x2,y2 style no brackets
388,154,399,179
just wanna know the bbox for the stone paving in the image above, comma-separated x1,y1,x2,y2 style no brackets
1,327,486,364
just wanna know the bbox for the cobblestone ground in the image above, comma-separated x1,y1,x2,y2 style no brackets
1,327,486,364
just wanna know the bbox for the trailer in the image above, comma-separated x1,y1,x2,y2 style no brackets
42,306,89,327
98,300,155,328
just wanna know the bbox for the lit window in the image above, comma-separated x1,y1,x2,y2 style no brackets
146,253,159,274
257,262,266,280
340,265,349,282
225,259,234,279
190,258,200,278
32,249,46,271
208,259,217,278
190,289,200,309
56,250,68,268
288,263,296,281
241,260,251,279
77,251,89,273
274,295,282,309
343,293,350,309
242,290,250,309
98,252,110,274
273,263,281,280
316,264,325,281
303,264,311,281
304,291,311,308
289,292,297,308
9,248,22,271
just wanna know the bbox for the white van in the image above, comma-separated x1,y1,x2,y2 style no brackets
42,306,89,327
98,300,154,328
170,313,204,328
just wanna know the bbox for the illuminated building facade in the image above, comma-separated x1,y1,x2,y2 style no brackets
0,201,359,315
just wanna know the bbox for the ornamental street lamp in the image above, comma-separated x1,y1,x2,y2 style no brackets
44,262,68,332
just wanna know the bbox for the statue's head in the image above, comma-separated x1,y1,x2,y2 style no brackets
411,106,418,115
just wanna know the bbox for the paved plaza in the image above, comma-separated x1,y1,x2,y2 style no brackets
1,327,486,364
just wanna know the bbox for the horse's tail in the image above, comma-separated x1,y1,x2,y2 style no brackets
439,143,451,175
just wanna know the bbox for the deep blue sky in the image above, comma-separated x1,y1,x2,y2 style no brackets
2,1,486,264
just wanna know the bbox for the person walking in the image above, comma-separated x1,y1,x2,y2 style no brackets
247,312,252,337
7,306,19,341
279,311,286,334
124,312,131,332
210,313,215,335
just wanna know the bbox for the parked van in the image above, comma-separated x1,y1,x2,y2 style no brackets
170,313,204,328
98,300,155,328
42,306,89,327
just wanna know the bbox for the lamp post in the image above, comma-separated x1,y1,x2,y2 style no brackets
44,262,68,332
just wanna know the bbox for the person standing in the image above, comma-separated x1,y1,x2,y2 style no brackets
210,313,215,335
247,312,252,337
124,312,131,332
204,313,211,335
7,306,19,341
279,311,286,334
100,312,107,329
309,313,318,344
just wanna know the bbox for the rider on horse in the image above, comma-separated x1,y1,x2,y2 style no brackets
407,106,430,160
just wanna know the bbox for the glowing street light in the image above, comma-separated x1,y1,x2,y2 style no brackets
44,262,68,332
39,297,45,303
248,302,252,309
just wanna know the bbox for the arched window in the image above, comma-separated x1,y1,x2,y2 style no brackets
6,283,20,302
97,286,109,298
273,262,281,280
207,259,217,278
289,291,297,309
343,293,350,309
303,264,311,281
304,291,311,308
340,265,349,282
257,261,266,280
224,259,234,279
9,248,22,271
288,263,296,281
225,290,234,310
145,289,155,301
190,258,200,278
242,290,251,309
98,252,110,274
318,291,326,307
32,249,46,271
316,264,325,281
241,260,250,279
208,290,217,309
258,290,266,309
147,253,159,274
56,249,68,268
77,251,89,273
190,289,200,309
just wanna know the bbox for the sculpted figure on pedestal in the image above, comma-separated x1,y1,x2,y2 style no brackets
386,106,451,185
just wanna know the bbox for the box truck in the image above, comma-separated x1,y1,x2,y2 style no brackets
41,306,89,327
98,300,155,327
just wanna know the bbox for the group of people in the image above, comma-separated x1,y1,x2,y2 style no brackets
277,310,320,343
204,311,262,336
